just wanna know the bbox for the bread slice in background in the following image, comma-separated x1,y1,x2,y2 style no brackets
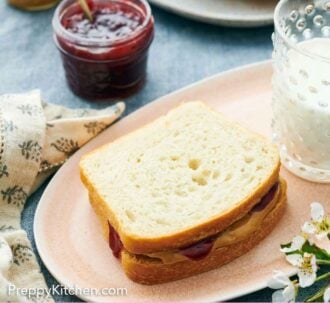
80,101,280,254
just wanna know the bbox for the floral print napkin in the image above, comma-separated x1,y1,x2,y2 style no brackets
0,90,125,302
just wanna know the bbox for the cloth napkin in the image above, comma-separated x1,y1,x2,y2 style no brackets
0,90,125,302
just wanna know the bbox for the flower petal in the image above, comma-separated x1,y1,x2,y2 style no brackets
315,232,329,240
302,222,315,234
272,289,287,303
268,270,291,289
282,284,296,303
286,254,302,266
324,287,330,303
310,254,317,273
280,235,305,253
310,202,324,221
272,284,295,303
298,269,316,288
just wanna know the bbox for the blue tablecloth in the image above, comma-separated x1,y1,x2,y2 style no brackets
1,1,323,302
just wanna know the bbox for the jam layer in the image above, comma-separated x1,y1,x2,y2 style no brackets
109,223,123,258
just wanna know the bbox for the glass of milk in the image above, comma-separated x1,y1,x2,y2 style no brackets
272,0,330,182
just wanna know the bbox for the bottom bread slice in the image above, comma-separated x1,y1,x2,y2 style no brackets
120,180,287,285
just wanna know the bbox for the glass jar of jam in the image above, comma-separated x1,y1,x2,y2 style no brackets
8,0,59,11
52,0,154,99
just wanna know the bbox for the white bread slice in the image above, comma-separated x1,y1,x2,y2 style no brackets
122,180,287,285
80,101,280,254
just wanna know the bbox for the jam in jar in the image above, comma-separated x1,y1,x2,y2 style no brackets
52,0,154,99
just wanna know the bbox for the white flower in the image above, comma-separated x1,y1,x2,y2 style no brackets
311,202,325,221
302,203,330,240
280,235,305,253
286,253,317,288
324,287,330,303
268,270,296,302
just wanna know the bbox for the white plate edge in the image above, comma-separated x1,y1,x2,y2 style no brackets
148,0,275,27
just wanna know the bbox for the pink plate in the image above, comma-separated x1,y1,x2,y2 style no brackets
34,61,330,302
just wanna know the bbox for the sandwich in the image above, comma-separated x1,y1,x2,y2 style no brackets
80,101,286,285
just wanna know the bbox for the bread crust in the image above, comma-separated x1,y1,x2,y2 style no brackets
80,101,281,254
121,180,287,284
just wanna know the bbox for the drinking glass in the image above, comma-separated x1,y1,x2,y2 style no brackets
272,0,330,182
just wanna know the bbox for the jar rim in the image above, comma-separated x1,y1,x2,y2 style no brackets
52,0,153,47
274,0,330,63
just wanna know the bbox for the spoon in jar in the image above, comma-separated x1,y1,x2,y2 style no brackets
78,0,93,22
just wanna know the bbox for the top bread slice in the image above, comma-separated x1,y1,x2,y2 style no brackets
80,101,280,254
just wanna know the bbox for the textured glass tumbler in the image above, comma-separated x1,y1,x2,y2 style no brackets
272,0,330,183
